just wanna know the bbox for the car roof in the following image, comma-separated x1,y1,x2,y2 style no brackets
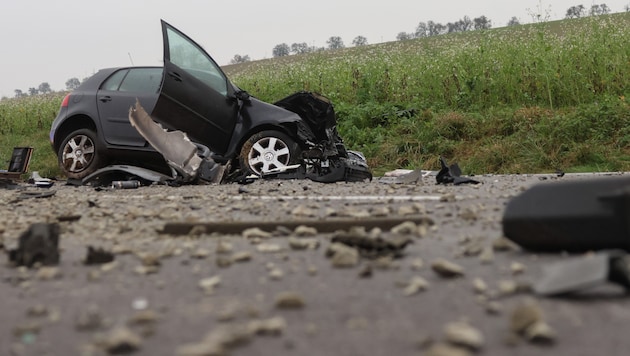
76,66,163,91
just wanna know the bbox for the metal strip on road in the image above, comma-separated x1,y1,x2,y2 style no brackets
95,194,455,201
229,195,449,202
160,214,434,235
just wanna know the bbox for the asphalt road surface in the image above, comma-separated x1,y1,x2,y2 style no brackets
1,172,629,356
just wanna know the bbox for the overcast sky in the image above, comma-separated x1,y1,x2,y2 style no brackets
1,0,628,98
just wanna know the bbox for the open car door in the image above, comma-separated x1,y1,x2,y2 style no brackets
151,20,238,154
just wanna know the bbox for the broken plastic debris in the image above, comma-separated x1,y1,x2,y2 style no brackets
12,190,57,202
82,164,173,187
84,246,115,265
331,231,413,259
436,157,479,185
8,223,60,267
396,169,433,184
28,171,54,188
534,250,630,296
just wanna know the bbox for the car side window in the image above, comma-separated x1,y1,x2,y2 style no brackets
166,28,228,95
101,69,128,91
119,68,163,93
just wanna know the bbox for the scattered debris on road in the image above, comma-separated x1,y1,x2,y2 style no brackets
7,223,60,267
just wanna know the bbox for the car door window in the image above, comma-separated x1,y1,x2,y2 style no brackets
166,27,228,95
100,69,128,91
119,68,163,93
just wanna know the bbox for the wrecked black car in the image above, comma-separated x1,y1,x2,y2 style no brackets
49,20,371,183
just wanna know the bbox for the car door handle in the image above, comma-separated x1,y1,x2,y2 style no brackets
99,96,112,102
167,71,182,82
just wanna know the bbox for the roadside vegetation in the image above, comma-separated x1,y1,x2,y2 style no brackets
0,93,63,177
226,14,630,175
1,13,629,178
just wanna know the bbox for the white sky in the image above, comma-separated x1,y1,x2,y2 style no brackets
1,0,628,98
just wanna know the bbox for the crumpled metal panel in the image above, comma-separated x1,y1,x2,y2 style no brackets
129,99,201,181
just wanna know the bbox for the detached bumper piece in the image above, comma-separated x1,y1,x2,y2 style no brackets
503,175,630,252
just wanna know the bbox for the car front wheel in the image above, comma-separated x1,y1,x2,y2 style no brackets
239,130,301,176
58,128,105,179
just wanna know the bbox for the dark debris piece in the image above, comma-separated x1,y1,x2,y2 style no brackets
503,175,630,252
11,190,57,202
436,157,479,185
331,232,413,259
84,246,115,265
8,223,60,267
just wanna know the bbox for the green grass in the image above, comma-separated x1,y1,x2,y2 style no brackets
0,93,64,178
1,14,629,178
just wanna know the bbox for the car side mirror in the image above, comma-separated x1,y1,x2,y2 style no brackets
234,90,251,101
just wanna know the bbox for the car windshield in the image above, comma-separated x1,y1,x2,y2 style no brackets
166,27,227,95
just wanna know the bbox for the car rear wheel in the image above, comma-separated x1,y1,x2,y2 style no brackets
239,130,301,176
58,128,105,179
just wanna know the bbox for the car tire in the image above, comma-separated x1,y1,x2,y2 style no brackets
58,128,105,179
239,130,301,176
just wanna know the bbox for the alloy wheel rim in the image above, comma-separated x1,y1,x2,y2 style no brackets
247,137,290,175
62,134,95,173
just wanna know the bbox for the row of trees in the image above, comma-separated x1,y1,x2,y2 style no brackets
229,35,370,63
397,15,495,41
565,4,611,18
12,77,82,99
229,2,626,63
13,82,52,98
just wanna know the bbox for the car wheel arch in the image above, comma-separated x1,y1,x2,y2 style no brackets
236,123,300,153
54,115,99,152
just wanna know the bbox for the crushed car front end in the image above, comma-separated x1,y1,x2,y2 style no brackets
234,91,372,183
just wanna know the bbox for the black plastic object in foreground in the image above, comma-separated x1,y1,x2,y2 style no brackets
8,223,60,267
502,175,630,252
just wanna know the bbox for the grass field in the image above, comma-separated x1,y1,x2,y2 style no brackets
1,13,629,178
